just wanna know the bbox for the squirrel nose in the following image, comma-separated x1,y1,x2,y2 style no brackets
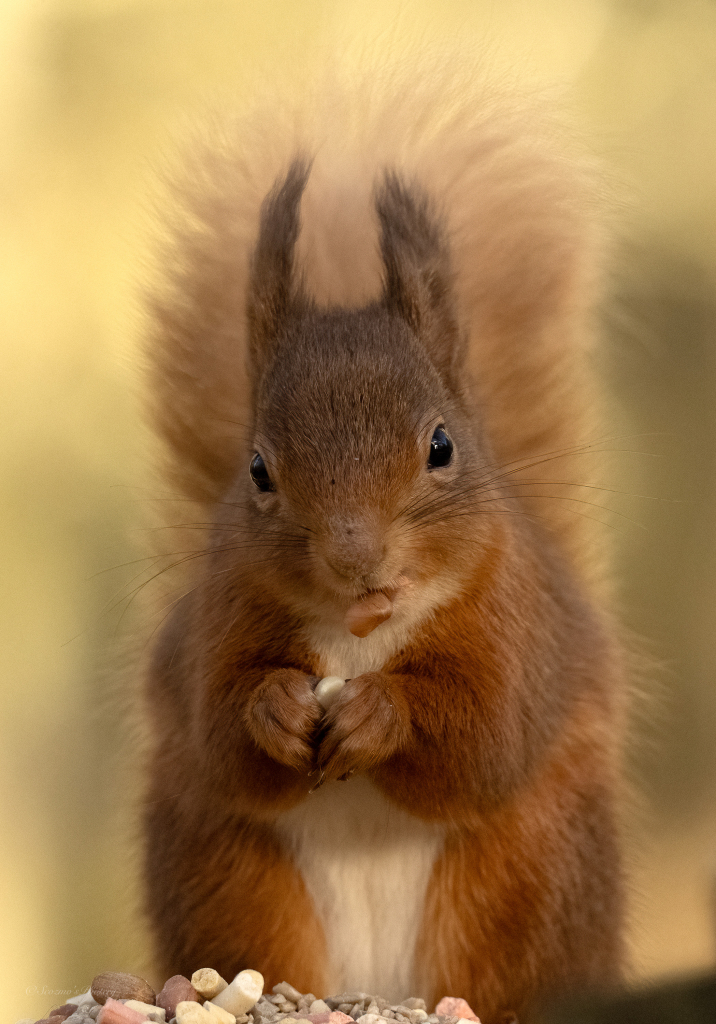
321,519,386,580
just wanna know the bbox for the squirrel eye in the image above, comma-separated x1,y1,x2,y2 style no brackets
250,452,274,492
428,426,453,469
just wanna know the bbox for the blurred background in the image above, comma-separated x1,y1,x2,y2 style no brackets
1,1,715,1021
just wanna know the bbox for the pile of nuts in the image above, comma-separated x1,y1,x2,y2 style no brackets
23,970,484,1024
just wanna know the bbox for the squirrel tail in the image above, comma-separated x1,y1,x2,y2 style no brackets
146,51,609,579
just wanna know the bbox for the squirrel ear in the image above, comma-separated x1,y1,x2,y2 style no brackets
247,156,312,378
376,170,465,387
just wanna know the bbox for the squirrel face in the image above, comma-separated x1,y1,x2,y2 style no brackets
246,305,480,614
212,159,502,632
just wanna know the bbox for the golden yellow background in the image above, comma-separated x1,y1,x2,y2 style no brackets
2,1,715,1021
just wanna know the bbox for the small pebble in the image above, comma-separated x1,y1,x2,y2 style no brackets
270,997,296,1013
287,1014,354,1024
401,1004,426,1014
308,1001,330,1015
92,974,156,1007
272,983,304,1004
203,1003,236,1024
157,977,199,1019
252,998,278,1023
175,1004,211,1024
212,971,263,1017
97,998,150,1024
68,990,99,1009
125,1000,167,1022
192,971,229,1002
326,996,369,1009
50,1006,80,1020
433,1001,479,1024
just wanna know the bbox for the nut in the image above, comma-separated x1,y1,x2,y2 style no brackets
91,973,156,1007
191,970,229,1002
212,971,264,1017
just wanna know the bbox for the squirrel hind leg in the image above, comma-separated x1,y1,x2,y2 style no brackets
146,812,329,996
416,769,623,1021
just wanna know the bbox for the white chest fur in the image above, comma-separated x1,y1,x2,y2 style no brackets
276,776,443,1001
275,606,448,1001
303,572,460,682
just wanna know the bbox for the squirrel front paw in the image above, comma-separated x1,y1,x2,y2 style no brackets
245,669,322,772
316,672,411,782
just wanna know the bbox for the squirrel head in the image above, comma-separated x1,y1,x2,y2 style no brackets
227,158,497,626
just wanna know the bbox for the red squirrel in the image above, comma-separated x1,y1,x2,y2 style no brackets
142,57,626,1024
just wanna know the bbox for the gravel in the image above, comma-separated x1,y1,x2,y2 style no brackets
19,970,489,1024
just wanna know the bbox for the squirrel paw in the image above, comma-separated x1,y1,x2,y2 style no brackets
316,672,410,782
245,669,322,772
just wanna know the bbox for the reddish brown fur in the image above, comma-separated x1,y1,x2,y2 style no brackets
142,56,625,1024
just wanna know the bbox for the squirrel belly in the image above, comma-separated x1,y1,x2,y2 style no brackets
143,54,626,1024
276,776,444,1002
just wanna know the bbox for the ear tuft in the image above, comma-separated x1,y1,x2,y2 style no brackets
247,156,312,377
375,170,464,386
